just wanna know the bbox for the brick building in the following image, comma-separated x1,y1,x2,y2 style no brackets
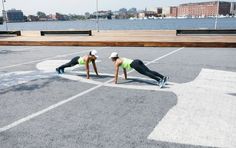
170,6,178,17
178,1,231,17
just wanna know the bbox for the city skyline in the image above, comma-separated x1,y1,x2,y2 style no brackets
2,0,236,15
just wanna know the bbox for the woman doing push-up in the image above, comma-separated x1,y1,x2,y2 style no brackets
56,50,99,79
109,52,168,88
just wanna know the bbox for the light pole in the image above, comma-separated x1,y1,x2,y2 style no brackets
214,0,219,29
2,0,8,30
96,0,99,32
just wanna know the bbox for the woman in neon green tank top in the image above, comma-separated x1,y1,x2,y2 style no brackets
56,50,99,79
109,52,168,88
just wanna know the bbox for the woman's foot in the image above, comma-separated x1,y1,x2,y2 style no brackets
56,68,64,74
61,68,64,73
163,76,169,85
56,68,61,74
158,79,165,88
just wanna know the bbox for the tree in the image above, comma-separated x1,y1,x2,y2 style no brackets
37,11,47,18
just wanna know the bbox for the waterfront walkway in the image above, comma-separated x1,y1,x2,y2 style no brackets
0,30,236,47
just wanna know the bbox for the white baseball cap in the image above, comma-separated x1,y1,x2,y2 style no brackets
90,50,98,58
109,52,118,59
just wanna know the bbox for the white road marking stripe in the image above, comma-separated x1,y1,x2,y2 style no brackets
127,47,184,74
0,50,90,70
148,69,236,148
0,47,108,70
59,72,176,92
0,84,102,133
0,47,184,133
36,60,102,72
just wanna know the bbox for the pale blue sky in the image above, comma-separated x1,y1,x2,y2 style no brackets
2,0,236,15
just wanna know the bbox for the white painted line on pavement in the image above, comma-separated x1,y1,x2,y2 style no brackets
127,47,184,74
59,72,176,92
148,68,236,148
0,47,108,70
0,47,184,133
0,84,102,133
0,50,90,70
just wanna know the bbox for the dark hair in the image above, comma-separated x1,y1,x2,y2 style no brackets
89,51,92,55
112,57,119,61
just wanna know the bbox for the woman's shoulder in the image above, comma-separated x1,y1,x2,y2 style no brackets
121,57,132,61
82,55,89,60
85,55,96,62
115,58,123,65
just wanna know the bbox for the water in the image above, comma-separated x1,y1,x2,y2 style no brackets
0,18,235,30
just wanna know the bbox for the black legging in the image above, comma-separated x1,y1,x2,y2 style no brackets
130,59,164,82
58,56,80,70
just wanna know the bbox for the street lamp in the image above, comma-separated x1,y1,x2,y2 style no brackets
96,0,99,32
1,0,8,30
214,0,219,29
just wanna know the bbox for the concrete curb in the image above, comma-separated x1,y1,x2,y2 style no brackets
0,41,236,47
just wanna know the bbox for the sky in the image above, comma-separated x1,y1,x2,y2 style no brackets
2,0,236,15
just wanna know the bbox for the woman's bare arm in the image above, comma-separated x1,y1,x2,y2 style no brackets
85,58,90,79
92,60,99,76
123,68,127,79
114,64,119,84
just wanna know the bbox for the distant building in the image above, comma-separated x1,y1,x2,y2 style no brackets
0,16,3,24
157,7,163,16
128,8,137,14
230,2,236,15
7,9,24,22
145,11,158,17
112,11,119,19
55,13,69,21
146,7,162,16
27,15,39,22
162,7,171,17
84,12,90,19
47,14,57,21
178,1,231,18
170,6,178,17
93,10,112,19
138,10,157,19
119,8,127,13
138,12,145,19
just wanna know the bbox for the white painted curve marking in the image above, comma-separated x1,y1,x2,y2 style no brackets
148,69,236,148
36,57,236,148
0,50,88,70
0,48,99,70
38,60,236,147
62,69,236,148
0,48,184,137
36,60,102,72
59,71,177,92
0,60,102,90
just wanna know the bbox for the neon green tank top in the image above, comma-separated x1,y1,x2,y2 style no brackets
78,57,92,65
120,58,133,70
78,57,86,65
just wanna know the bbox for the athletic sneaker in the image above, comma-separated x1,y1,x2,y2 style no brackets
163,76,169,85
158,79,165,88
56,68,61,74
60,68,64,74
